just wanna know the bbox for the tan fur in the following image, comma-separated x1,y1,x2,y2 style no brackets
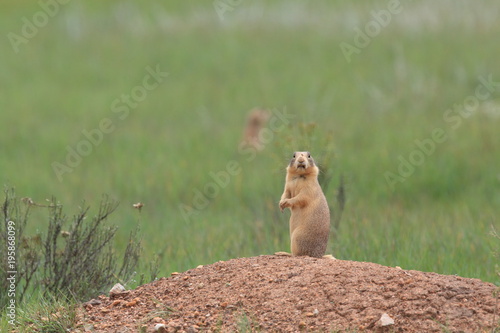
279,151,330,258
242,108,270,150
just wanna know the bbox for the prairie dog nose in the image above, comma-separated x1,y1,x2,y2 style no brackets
297,155,305,163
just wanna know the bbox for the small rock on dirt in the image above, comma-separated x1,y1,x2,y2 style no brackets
378,313,395,326
154,323,167,332
109,283,125,296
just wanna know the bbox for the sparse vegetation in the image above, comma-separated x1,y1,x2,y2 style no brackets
0,187,142,309
15,294,77,333
236,312,259,333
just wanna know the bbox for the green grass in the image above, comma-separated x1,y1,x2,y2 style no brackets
1,0,500,330
0,294,77,333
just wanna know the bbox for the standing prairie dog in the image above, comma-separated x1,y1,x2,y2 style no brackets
279,151,330,258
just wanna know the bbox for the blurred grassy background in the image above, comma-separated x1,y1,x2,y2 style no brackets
1,0,499,287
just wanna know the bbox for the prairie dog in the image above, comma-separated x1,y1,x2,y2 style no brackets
279,151,330,258
241,108,270,150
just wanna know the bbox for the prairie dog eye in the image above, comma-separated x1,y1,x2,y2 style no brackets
307,152,311,158
292,153,296,158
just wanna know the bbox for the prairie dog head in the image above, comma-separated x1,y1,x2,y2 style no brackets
287,151,319,177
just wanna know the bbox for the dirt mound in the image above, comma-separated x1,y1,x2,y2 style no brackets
79,255,498,332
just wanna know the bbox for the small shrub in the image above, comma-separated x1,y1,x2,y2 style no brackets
0,188,38,308
0,187,142,310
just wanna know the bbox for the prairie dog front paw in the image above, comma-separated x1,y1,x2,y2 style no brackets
279,199,290,212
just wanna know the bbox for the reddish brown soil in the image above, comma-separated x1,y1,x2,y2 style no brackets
79,255,499,332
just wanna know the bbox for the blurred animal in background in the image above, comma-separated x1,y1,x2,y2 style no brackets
241,108,271,151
